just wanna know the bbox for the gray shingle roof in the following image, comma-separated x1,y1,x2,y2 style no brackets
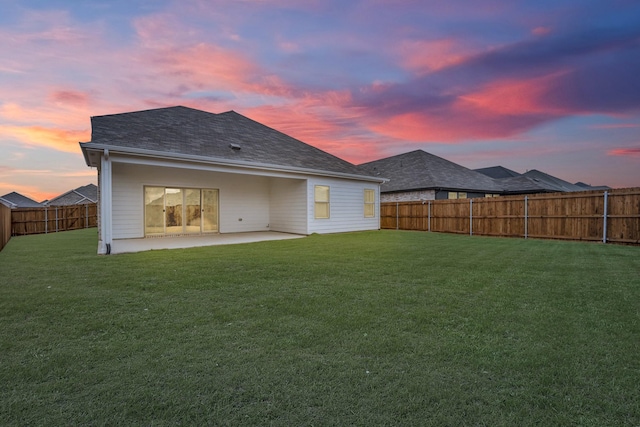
0,192,42,208
359,150,503,193
474,165,521,179
495,170,592,194
45,184,98,206
520,170,588,192
81,106,375,179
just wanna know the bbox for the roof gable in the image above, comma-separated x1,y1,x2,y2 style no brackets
0,191,42,208
46,184,98,206
359,150,503,193
82,106,372,178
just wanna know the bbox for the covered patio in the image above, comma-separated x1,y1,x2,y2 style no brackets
109,231,305,254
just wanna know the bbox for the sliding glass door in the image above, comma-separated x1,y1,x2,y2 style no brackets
202,189,219,233
145,187,165,236
144,187,218,236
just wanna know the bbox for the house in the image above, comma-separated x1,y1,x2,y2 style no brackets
0,192,42,208
475,167,609,194
79,106,385,254
358,150,503,202
44,184,98,206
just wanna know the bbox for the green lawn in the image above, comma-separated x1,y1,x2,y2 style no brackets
1,229,639,426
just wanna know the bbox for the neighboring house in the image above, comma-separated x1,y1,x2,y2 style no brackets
0,192,42,208
44,184,98,206
359,150,503,202
475,167,609,194
80,106,385,255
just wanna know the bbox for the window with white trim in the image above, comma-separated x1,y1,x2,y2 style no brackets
314,185,330,219
364,189,375,217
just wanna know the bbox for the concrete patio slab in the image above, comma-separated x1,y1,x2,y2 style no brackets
110,232,306,254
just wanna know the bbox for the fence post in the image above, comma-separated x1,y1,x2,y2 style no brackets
45,207,48,234
85,204,89,228
55,207,59,233
469,198,473,236
603,191,608,243
524,196,528,239
428,200,431,232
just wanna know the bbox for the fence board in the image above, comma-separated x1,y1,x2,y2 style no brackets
10,203,98,236
0,203,10,252
381,188,640,245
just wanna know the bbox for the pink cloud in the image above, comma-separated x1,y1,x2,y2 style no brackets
532,26,552,36
49,89,91,107
456,72,571,116
608,147,640,157
398,38,473,74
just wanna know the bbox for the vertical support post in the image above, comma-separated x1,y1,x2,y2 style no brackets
55,207,59,233
45,207,48,234
469,198,473,236
85,204,89,228
396,202,399,230
99,149,113,254
524,196,528,239
428,200,431,232
603,191,608,243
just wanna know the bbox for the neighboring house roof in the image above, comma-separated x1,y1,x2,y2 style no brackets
45,184,98,206
575,182,611,190
474,165,521,179
358,150,503,193
520,169,586,192
493,169,586,194
0,192,42,208
80,106,380,181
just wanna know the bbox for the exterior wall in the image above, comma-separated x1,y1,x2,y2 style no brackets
435,190,489,200
111,162,272,239
104,154,382,243
381,190,436,202
269,178,308,234
307,177,380,234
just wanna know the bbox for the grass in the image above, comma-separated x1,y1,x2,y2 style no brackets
1,228,639,426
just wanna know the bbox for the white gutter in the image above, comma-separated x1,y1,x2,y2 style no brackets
80,143,388,184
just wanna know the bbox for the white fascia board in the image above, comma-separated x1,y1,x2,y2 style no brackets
82,143,387,184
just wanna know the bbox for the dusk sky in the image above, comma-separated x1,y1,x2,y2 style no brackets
1,0,639,201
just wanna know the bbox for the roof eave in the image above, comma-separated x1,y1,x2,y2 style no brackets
81,143,386,183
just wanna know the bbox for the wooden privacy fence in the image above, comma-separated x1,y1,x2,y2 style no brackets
0,203,10,252
11,203,98,236
381,188,640,245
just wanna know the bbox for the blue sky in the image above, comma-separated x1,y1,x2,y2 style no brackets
1,0,639,200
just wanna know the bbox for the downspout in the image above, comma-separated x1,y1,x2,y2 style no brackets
100,149,113,255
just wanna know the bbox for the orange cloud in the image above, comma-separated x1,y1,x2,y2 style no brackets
0,181,51,202
0,125,89,153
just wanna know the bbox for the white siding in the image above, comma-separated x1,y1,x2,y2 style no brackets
111,162,271,238
269,178,307,234
307,177,380,234
108,155,381,240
